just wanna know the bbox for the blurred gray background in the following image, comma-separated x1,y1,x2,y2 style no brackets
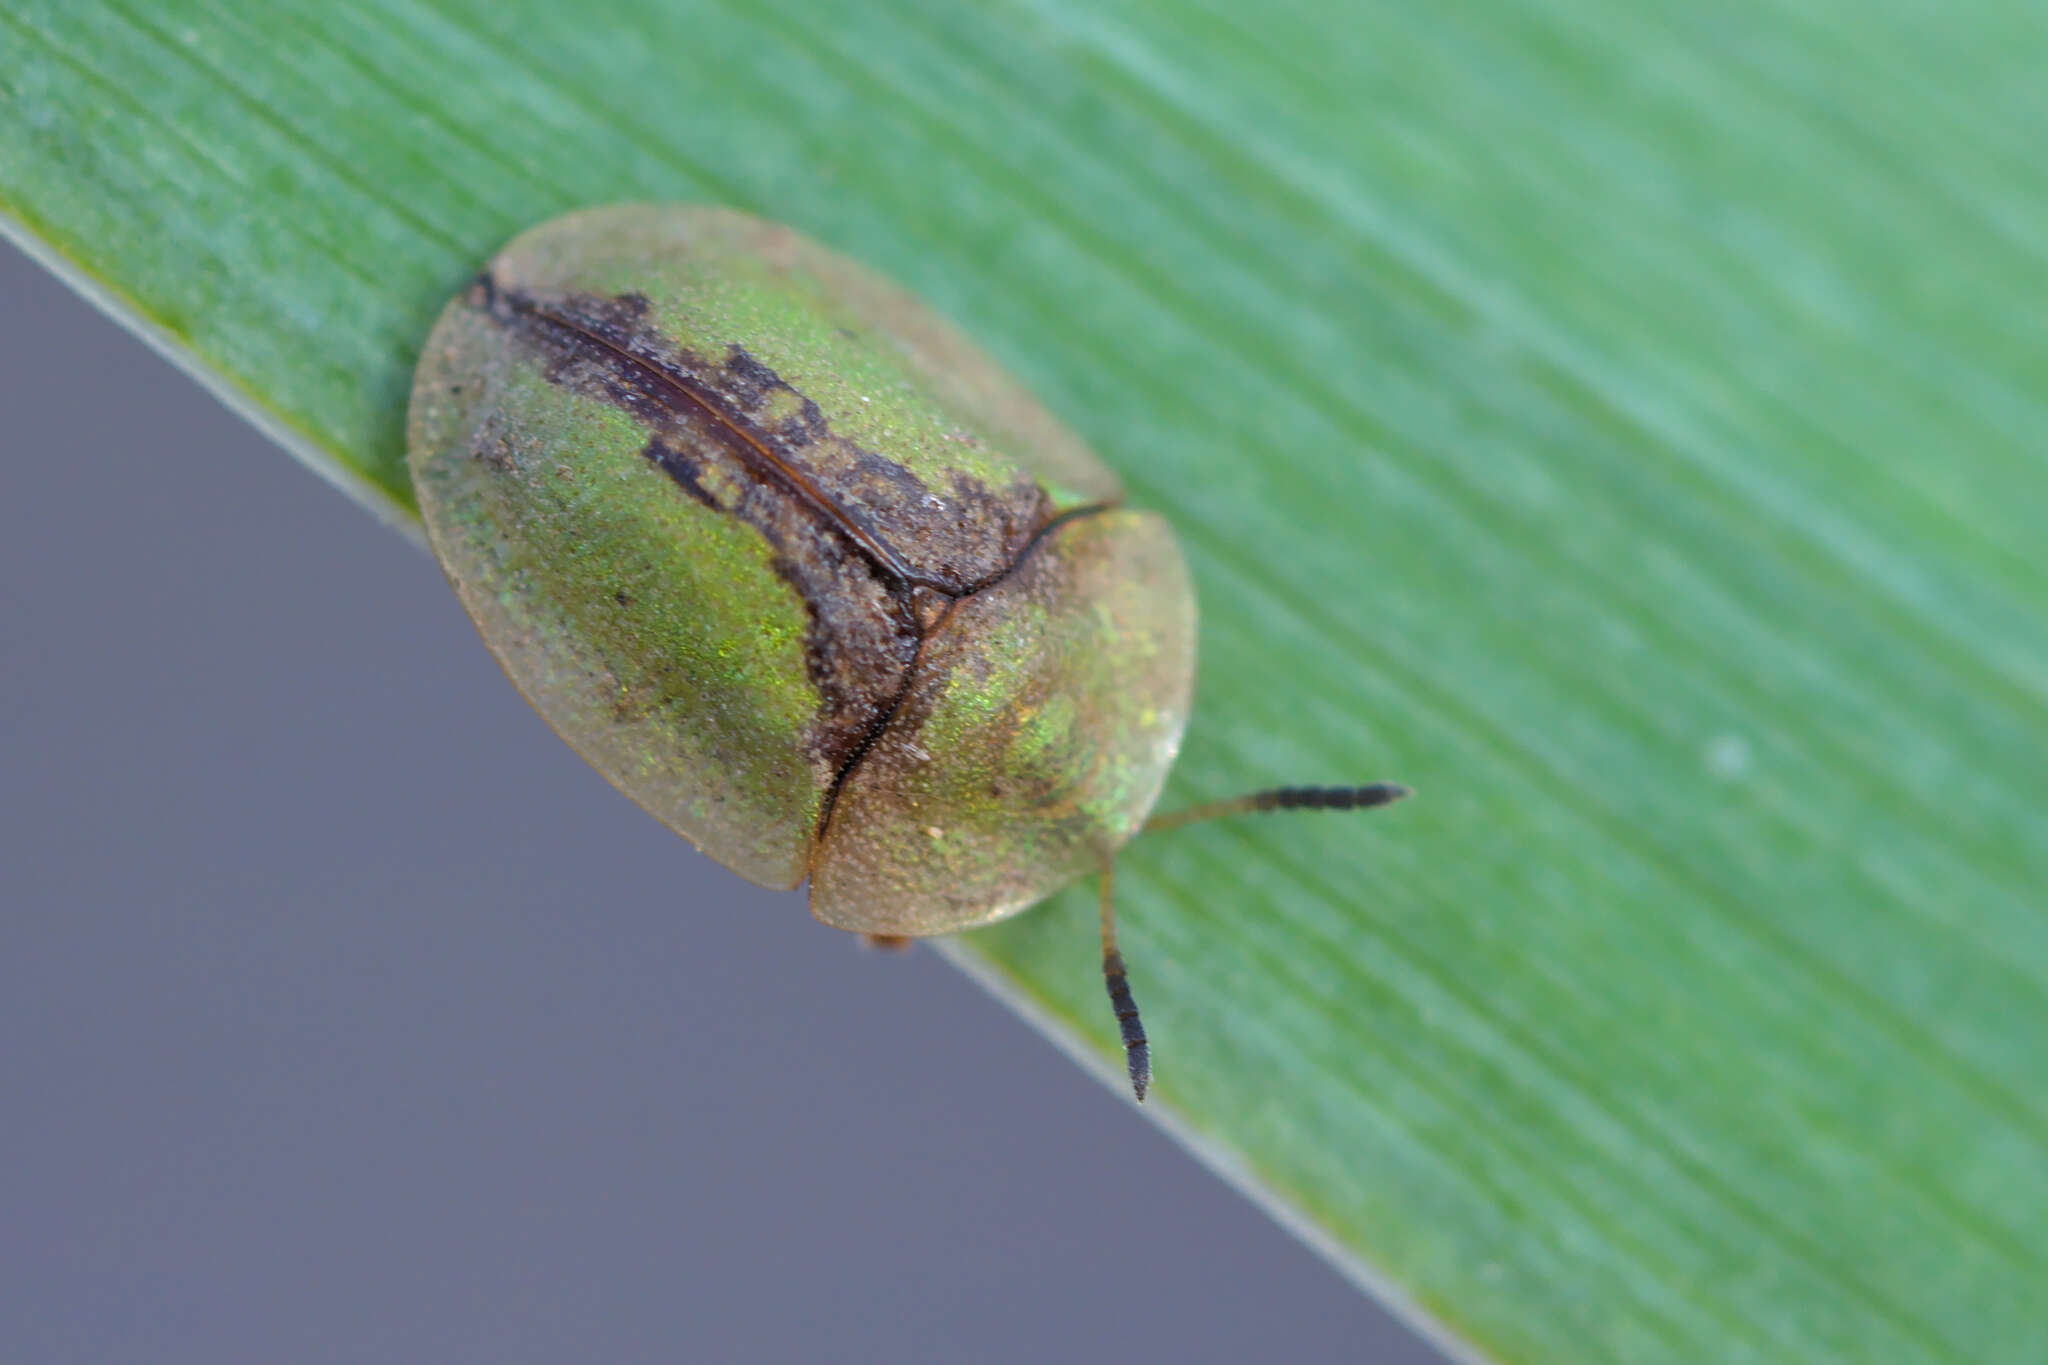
0,239,1448,1365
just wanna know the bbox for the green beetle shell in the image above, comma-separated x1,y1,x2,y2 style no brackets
407,205,1195,937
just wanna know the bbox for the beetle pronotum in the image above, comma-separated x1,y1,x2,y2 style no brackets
407,204,1408,1101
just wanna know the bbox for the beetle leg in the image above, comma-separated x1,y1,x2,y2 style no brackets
859,933,914,951
1141,782,1411,835
1098,855,1150,1103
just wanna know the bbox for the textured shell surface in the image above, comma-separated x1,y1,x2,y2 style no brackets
407,204,1195,935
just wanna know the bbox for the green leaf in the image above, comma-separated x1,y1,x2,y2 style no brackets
7,2,2045,1359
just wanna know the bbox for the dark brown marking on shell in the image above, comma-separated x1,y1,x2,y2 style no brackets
809,503,1121,844
842,503,1121,769
473,275,1082,788
642,434,722,510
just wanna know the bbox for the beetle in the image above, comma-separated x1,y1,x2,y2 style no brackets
406,204,1407,1101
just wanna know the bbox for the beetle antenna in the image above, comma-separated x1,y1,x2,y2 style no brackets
1098,857,1150,1103
1142,782,1411,835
